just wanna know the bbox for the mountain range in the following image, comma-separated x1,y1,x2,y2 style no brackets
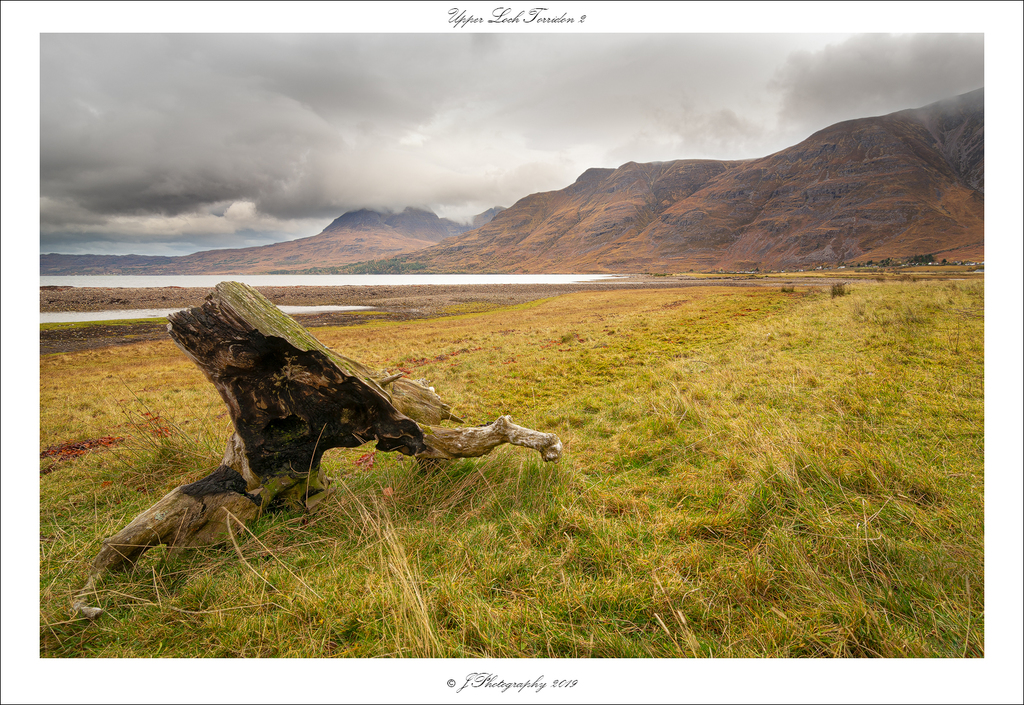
40,89,983,275
40,207,504,275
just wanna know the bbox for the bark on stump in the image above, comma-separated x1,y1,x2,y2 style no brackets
73,281,561,618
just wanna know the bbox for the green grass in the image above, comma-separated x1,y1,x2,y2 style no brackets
41,317,168,330
39,281,984,657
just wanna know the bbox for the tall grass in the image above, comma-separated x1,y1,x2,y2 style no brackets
39,281,984,657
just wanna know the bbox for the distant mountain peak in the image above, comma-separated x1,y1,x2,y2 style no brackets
575,168,614,183
41,204,507,275
325,209,386,229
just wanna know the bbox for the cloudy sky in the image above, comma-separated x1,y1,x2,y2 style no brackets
25,12,992,256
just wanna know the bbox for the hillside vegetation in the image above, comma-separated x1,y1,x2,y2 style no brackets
40,280,983,657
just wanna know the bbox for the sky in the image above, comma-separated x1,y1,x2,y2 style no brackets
35,26,988,256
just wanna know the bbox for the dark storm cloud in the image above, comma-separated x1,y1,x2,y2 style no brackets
41,35,343,218
38,32,985,255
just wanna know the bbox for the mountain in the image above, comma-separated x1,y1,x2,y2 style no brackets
403,89,984,272
41,90,983,276
470,207,508,229
40,207,503,275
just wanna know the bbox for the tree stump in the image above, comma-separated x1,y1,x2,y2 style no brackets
73,281,562,618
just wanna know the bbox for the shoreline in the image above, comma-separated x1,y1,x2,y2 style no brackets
40,274,846,313
39,275,850,355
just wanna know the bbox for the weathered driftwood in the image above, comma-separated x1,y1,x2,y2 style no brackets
420,416,562,462
73,281,561,617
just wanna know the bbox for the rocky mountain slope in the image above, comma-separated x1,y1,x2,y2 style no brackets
404,89,984,272
40,207,504,275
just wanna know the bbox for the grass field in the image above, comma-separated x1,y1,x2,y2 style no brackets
39,280,985,658
39,317,169,331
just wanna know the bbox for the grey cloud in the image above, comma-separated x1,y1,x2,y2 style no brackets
41,36,344,219
39,33,985,256
607,106,769,164
772,34,984,132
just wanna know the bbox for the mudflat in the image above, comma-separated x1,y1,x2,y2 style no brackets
39,275,835,354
